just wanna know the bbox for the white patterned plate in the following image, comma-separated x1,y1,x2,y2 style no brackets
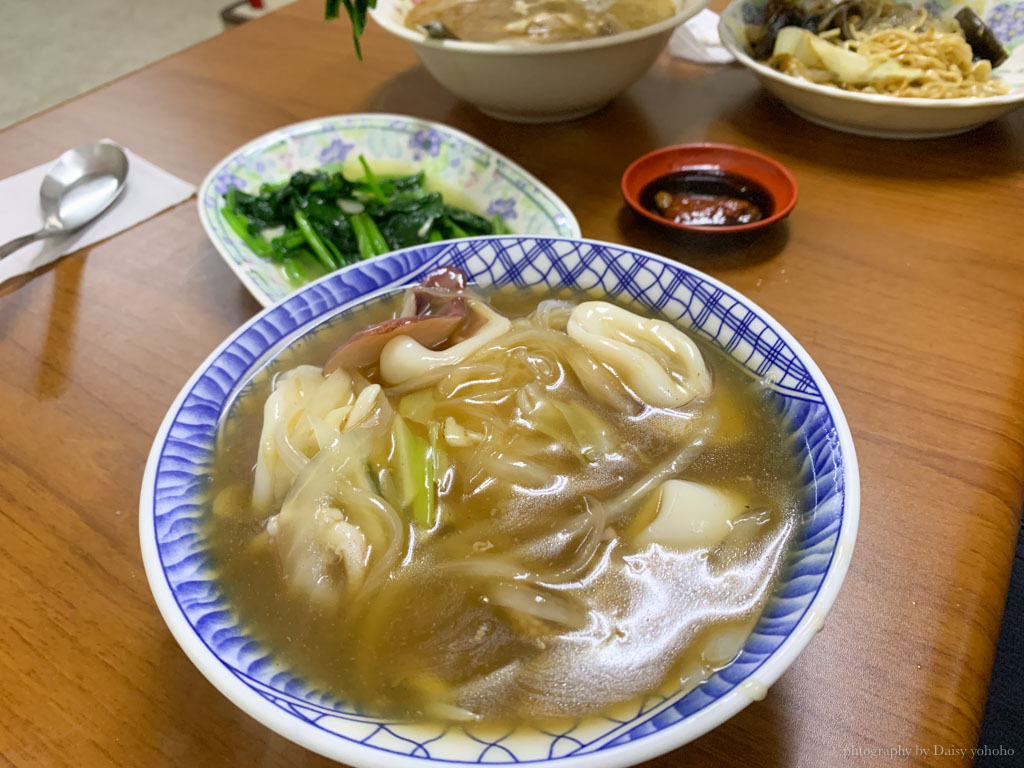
198,114,580,306
719,0,1024,138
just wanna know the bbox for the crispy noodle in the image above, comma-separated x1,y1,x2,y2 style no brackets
770,15,1010,98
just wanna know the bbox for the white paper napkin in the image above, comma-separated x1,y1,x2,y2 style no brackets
668,9,736,64
0,141,196,287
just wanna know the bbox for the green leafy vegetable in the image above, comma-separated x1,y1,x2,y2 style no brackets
444,204,493,236
441,216,469,239
220,155,502,288
282,250,327,286
294,209,338,270
367,192,446,248
359,154,387,202
325,0,378,60
491,215,513,235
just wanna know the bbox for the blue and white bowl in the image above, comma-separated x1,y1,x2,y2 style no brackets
140,236,859,767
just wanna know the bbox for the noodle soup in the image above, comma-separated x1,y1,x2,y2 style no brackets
404,0,677,43
205,268,801,726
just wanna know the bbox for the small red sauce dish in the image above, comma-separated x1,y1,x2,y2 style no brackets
621,143,798,235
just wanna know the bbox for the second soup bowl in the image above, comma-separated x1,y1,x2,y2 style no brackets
369,0,711,122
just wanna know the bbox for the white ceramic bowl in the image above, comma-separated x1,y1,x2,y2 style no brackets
719,0,1024,138
141,235,859,768
369,0,710,122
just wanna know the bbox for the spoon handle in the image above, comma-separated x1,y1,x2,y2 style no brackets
0,231,46,260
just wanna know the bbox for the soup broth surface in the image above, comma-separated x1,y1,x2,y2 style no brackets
404,0,677,43
206,284,801,727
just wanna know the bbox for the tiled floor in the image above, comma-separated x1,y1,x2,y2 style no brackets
1,0,292,129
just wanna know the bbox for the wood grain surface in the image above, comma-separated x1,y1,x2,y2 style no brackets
1,1,1022,766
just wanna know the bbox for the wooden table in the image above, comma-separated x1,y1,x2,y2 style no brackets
1,1,1022,765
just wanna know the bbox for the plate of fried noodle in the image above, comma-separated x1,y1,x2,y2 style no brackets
719,0,1024,137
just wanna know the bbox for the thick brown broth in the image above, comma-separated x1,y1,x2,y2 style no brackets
404,0,676,44
205,285,801,726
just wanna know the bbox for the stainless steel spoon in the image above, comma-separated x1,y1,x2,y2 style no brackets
0,141,129,259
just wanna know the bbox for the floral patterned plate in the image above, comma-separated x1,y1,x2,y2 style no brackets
198,114,581,306
719,0,1024,138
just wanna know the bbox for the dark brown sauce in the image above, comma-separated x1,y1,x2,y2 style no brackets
641,169,774,227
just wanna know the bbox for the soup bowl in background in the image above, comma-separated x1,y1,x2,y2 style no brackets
198,114,580,307
368,0,710,122
140,236,859,767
